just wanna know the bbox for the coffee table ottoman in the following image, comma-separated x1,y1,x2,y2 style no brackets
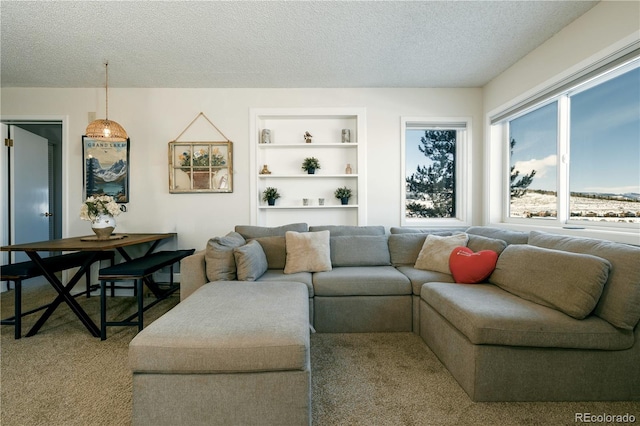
129,280,311,426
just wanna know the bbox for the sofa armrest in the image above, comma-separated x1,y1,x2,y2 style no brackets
180,250,207,301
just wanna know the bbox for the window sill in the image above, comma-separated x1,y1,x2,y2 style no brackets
489,222,640,246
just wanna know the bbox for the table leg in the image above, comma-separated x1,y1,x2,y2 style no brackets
25,252,101,338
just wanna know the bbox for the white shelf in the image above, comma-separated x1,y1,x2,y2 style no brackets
259,174,358,179
258,143,358,148
250,107,366,226
259,205,359,209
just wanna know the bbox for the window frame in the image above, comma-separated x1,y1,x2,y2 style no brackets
489,51,640,244
400,117,472,228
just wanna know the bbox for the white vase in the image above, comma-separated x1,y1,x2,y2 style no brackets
91,214,116,240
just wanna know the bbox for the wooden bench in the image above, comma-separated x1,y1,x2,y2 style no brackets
98,249,195,340
1,251,115,339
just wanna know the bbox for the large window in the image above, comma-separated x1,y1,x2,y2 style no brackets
508,102,558,219
568,65,639,224
497,56,639,232
401,118,470,226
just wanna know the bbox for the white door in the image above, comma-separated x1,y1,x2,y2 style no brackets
8,125,51,262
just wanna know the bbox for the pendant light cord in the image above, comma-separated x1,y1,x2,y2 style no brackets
105,62,109,120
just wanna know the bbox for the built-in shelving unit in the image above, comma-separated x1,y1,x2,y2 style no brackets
250,108,366,226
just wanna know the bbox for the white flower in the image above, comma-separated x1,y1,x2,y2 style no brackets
80,195,121,221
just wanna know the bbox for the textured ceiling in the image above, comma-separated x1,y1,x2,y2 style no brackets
0,1,598,88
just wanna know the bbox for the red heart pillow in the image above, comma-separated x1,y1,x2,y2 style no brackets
449,246,499,284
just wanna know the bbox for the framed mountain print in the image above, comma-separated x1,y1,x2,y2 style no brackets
82,136,130,203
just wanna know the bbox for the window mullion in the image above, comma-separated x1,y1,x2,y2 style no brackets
557,95,570,224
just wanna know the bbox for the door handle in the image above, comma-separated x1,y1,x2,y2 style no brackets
44,212,54,217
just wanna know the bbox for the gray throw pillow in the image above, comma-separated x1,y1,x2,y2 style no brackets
489,244,611,319
233,240,268,281
205,232,246,281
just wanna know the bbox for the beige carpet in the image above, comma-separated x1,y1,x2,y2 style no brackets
1,283,638,426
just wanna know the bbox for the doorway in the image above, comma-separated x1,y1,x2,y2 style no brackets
1,120,63,274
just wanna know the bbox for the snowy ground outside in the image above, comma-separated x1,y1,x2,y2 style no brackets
406,191,640,223
510,192,640,223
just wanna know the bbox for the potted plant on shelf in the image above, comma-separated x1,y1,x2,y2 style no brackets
262,187,281,206
301,157,321,174
334,186,352,205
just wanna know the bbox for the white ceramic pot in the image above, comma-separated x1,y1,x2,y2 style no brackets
91,214,116,239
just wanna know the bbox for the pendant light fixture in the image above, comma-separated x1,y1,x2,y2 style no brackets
85,62,128,141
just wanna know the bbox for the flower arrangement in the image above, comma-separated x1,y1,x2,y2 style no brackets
179,148,226,167
80,195,121,222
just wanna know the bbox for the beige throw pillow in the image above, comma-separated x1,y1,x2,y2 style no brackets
284,230,332,274
414,233,469,274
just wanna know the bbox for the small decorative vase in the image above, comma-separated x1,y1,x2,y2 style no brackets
91,214,116,240
341,197,349,205
307,168,316,175
267,198,276,206
261,129,271,144
345,163,352,174
342,129,351,143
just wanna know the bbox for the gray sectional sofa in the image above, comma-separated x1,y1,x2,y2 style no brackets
134,222,639,422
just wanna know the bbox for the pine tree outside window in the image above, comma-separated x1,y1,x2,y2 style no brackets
401,118,471,227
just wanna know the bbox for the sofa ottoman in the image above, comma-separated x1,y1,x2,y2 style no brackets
129,281,311,426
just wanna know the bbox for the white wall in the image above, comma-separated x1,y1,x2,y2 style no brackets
1,87,482,250
484,1,640,114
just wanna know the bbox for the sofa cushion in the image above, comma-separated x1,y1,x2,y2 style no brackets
309,225,385,236
389,227,467,234
330,235,391,267
421,282,634,350
129,281,310,373
235,222,308,239
313,266,411,296
449,246,498,284
253,236,286,269
284,231,332,274
233,240,268,281
466,226,529,245
389,233,427,266
414,233,469,274
205,232,246,281
528,231,640,330
489,244,610,319
465,233,508,255
257,270,313,297
396,265,454,295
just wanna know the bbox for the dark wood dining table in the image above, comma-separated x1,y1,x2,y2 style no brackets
1,233,176,337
